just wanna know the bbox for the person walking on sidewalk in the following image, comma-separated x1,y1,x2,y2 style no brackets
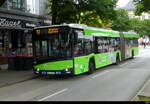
143,38,147,49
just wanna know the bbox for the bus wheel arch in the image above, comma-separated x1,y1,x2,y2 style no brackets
116,53,120,65
87,57,95,74
131,50,134,59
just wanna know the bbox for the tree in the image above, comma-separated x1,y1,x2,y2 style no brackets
140,19,150,38
129,18,143,36
79,11,103,28
133,0,150,15
130,18,150,38
111,9,131,32
0,0,6,7
46,0,118,26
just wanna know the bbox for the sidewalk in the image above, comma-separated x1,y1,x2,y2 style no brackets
133,79,150,101
0,69,38,88
133,46,150,101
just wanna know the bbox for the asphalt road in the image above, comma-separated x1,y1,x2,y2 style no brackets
0,47,150,101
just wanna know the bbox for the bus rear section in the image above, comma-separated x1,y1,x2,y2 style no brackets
120,32,139,60
32,26,74,76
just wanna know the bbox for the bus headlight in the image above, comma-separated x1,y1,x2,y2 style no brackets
37,69,40,71
34,69,40,74
64,68,73,74
65,68,69,72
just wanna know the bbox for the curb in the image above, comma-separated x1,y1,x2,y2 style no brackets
0,75,39,89
132,78,150,101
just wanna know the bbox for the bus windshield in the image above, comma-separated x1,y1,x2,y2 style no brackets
34,31,72,59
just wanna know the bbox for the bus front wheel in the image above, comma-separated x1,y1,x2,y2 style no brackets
116,56,120,65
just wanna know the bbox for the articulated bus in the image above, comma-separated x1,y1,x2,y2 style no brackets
32,24,139,76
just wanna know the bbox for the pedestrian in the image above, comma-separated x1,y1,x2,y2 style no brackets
143,38,147,49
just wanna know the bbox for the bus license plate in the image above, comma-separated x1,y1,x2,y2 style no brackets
47,72,55,75
42,72,47,75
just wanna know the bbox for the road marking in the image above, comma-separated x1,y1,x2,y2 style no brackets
92,71,109,79
38,89,68,101
119,62,129,67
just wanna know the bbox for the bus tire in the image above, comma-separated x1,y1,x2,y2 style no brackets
131,51,134,59
116,55,120,65
87,60,95,74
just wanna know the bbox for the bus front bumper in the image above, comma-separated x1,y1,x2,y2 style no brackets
33,68,74,76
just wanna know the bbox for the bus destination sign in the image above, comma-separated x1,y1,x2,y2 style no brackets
36,28,61,35
36,29,41,35
48,28,59,34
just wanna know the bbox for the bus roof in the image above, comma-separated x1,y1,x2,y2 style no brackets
34,24,117,32
34,24,120,37
123,32,139,38
34,24,138,38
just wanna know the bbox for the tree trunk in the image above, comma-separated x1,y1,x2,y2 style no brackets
51,0,58,25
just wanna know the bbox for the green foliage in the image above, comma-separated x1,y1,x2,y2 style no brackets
129,18,150,37
45,0,118,26
141,19,150,37
0,0,6,7
133,0,150,15
79,11,103,28
129,18,143,36
111,9,131,32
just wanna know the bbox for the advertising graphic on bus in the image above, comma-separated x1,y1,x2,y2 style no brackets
32,24,139,76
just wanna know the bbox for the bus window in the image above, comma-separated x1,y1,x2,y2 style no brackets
41,40,48,56
133,39,138,47
35,40,41,56
74,29,85,57
109,38,120,51
35,40,48,57
74,39,84,56
50,33,71,58
84,39,93,55
95,37,120,53
34,31,72,59
96,37,109,53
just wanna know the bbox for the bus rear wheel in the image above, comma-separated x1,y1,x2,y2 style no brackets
87,60,95,74
131,51,134,59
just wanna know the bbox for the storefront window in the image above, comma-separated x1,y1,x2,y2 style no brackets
26,34,33,56
0,31,9,56
0,31,3,56
0,30,9,64
1,0,26,11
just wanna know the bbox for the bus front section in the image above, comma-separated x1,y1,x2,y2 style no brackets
32,26,74,76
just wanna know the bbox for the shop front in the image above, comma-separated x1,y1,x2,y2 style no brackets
0,16,39,70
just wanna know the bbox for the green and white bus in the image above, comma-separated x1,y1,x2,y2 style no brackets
32,24,139,76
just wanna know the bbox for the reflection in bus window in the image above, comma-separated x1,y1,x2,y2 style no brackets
74,39,84,56
84,39,92,55
41,41,48,56
35,40,48,57
35,32,72,58
95,37,120,53
35,40,40,56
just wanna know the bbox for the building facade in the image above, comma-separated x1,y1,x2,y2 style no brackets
25,0,49,15
118,0,150,20
0,0,51,70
